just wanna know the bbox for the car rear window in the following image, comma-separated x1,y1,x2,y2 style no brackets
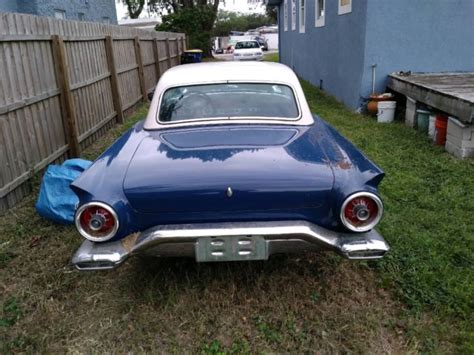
158,83,300,123
235,41,260,49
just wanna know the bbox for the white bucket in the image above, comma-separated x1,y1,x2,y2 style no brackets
428,115,436,140
377,101,396,123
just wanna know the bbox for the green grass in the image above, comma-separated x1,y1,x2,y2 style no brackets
302,80,474,352
0,80,473,353
264,52,279,62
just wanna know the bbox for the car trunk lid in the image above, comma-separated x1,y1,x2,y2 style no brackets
123,126,334,214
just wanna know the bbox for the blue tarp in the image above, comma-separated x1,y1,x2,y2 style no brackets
35,159,92,224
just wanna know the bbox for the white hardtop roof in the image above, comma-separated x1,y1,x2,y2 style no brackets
157,62,300,88
144,62,314,129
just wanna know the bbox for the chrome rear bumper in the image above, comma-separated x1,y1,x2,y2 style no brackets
71,220,390,271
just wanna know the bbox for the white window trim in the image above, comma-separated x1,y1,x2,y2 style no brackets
315,0,325,27
54,9,66,20
291,0,296,31
299,0,305,33
284,0,288,31
338,0,352,15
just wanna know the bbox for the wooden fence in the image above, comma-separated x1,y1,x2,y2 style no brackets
0,12,186,214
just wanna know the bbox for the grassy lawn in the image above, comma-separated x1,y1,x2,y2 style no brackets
302,80,474,353
0,75,473,352
263,52,279,62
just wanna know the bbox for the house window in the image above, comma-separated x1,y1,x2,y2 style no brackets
291,0,296,30
338,0,352,15
315,0,325,27
54,10,66,20
78,13,85,21
102,17,111,24
283,0,288,31
299,0,305,33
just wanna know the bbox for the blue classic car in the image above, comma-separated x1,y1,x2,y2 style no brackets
71,62,389,270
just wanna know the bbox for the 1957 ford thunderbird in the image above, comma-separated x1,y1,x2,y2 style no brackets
71,62,389,270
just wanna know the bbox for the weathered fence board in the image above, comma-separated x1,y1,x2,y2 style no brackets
0,12,185,214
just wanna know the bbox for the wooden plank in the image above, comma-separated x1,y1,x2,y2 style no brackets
63,35,106,42
0,88,60,114
182,36,186,51
70,71,111,91
388,75,474,124
153,38,162,81
51,34,81,157
0,34,51,41
117,63,139,75
166,38,172,70
105,36,124,124
0,144,69,198
78,110,117,143
123,94,143,111
175,38,180,65
134,36,148,102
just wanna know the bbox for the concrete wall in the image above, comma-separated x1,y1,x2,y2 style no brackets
278,0,369,109
0,0,18,12
361,0,474,101
9,0,118,24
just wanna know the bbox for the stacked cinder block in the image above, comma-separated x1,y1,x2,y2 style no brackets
445,118,474,159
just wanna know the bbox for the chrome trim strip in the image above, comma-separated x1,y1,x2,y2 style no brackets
340,192,384,233
75,202,120,242
71,220,390,270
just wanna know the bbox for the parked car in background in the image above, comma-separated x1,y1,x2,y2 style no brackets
71,62,389,270
233,40,263,61
253,36,268,51
245,30,260,36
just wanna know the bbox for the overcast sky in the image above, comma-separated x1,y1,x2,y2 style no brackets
115,0,264,20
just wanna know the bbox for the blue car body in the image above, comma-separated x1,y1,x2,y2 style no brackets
70,61,388,270
71,116,384,242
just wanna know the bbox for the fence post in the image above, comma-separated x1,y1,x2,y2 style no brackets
166,37,172,69
175,38,180,63
51,35,80,157
182,36,187,51
153,38,162,82
105,36,124,124
134,36,148,102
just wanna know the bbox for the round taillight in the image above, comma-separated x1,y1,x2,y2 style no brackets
340,192,383,232
75,202,119,242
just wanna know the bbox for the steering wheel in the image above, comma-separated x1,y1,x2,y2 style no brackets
177,92,214,118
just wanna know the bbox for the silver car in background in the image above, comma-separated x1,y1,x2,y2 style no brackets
233,40,263,61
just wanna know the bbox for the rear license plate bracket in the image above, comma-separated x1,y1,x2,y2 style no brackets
195,235,268,262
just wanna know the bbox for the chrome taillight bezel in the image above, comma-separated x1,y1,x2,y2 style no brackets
75,202,119,242
340,192,384,233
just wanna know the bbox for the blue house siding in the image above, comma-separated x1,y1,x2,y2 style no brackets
2,0,117,24
279,0,369,108
361,0,474,99
0,1,18,12
278,0,474,110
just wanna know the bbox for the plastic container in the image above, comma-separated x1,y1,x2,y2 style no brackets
367,93,394,116
416,109,430,133
428,115,436,140
405,96,417,127
180,49,203,64
435,114,448,146
377,101,396,123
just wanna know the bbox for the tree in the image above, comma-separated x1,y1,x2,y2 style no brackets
119,0,146,19
265,5,277,23
156,6,216,54
212,11,273,37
